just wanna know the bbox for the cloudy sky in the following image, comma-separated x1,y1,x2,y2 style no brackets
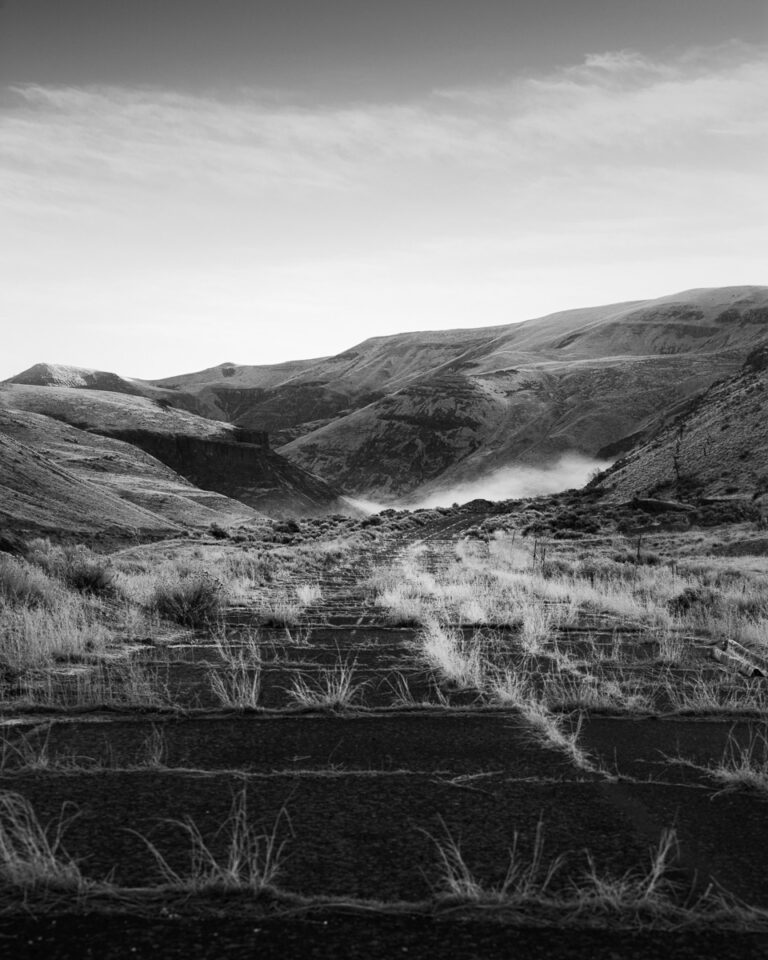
0,1,766,380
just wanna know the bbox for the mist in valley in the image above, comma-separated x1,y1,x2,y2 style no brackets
344,454,612,515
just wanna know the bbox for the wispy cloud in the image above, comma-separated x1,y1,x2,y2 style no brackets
0,43,766,378
2,41,765,211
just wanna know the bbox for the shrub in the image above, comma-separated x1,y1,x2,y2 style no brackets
667,586,724,618
0,556,59,608
25,542,114,596
63,557,115,596
274,519,300,534
208,523,230,540
540,558,573,579
151,573,224,628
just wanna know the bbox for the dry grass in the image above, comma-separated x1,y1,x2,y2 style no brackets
256,591,304,627
0,787,766,928
374,584,428,626
0,790,85,892
418,620,484,689
136,789,284,893
208,627,264,708
287,659,366,709
385,671,450,708
368,534,768,721
431,817,562,904
0,596,111,672
0,555,59,608
209,659,262,709
430,821,768,927
671,725,768,795
0,661,175,711
295,583,322,605
0,727,76,773
486,668,596,770
212,627,262,666
0,724,168,774
664,674,768,715
25,541,115,596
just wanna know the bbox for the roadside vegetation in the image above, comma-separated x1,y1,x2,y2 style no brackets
1,787,766,929
4,496,768,929
0,529,363,709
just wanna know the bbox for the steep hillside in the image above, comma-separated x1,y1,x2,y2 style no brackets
596,345,768,502
0,385,350,518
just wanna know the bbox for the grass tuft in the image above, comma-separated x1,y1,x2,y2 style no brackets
431,817,562,905
136,789,284,893
0,790,84,891
287,659,366,709
418,620,484,690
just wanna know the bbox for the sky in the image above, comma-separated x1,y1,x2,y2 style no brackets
0,1,766,380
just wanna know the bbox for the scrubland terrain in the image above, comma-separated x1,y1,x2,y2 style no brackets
2,494,768,957
4,286,768,955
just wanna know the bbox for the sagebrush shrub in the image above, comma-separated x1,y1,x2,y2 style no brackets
25,541,114,596
0,556,59,608
151,573,224,628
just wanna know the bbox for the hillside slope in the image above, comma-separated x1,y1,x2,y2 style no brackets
0,408,261,540
596,345,768,502
0,385,349,517
280,287,768,499
10,286,768,505
0,418,181,540
6,363,208,416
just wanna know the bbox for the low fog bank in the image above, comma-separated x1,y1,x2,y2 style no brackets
343,455,611,515
408,455,612,509
341,496,392,516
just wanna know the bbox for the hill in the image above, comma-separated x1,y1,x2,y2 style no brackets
7,362,207,416
279,287,768,499
595,344,768,503
9,285,768,505
0,385,350,519
0,403,279,542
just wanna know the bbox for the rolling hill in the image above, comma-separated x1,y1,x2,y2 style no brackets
269,287,767,499
7,285,768,506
